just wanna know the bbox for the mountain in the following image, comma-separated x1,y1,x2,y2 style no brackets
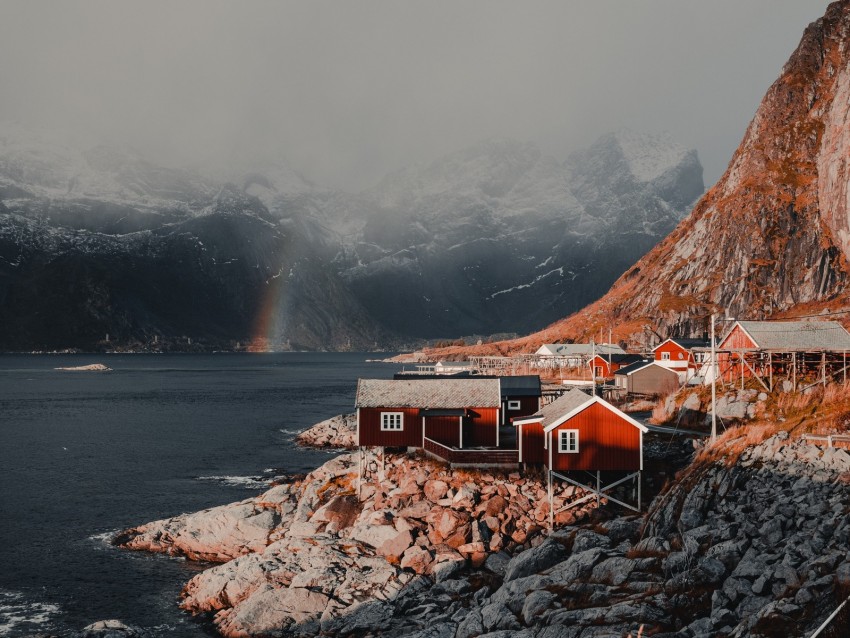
430,0,850,356
333,132,703,339
0,130,396,351
0,123,702,351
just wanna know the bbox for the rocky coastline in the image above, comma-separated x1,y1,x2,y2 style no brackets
114,410,850,637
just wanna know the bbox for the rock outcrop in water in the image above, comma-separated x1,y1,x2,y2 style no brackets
295,413,357,449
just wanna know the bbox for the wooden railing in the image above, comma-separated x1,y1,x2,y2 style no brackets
802,433,850,450
423,437,519,466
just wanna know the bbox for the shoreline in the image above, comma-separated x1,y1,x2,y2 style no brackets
114,407,850,637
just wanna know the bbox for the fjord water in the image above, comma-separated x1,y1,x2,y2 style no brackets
0,353,398,637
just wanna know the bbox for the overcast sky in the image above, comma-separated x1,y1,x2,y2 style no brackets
0,0,833,190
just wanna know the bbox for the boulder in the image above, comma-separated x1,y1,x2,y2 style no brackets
376,529,414,561
400,546,433,574
77,620,145,637
424,480,449,502
503,539,568,582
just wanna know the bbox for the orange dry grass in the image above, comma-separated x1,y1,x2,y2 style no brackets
694,382,850,468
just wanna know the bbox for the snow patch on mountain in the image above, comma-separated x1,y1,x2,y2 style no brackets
612,128,690,182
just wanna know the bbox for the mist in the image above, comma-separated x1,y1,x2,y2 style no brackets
0,0,832,190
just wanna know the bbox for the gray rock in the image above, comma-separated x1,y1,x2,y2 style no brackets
521,590,557,622
687,616,714,636
633,535,670,554
480,602,521,632
590,556,635,585
504,539,568,582
534,626,582,638
433,558,466,583
546,547,606,582
572,529,611,552
478,631,535,638
489,574,553,613
398,622,457,638
455,609,484,638
484,551,511,576
77,621,145,638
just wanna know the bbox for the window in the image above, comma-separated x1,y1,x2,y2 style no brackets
507,400,521,410
559,429,579,453
380,412,403,431
661,352,670,360
594,366,603,377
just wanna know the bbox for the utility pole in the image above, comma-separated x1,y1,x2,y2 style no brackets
711,312,717,443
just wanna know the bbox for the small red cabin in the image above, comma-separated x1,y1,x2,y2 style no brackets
355,378,502,449
652,338,708,372
589,353,643,378
513,389,647,471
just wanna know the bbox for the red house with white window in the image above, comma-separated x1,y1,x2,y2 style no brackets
355,378,516,465
512,388,647,471
652,338,709,381
588,353,643,378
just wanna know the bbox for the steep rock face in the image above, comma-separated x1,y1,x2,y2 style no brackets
335,133,703,339
491,0,850,349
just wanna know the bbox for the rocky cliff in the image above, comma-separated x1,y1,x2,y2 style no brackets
430,0,850,357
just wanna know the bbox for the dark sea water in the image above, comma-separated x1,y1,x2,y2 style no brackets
0,353,399,637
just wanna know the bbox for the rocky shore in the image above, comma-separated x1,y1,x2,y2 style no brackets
116,409,850,637
116,451,595,637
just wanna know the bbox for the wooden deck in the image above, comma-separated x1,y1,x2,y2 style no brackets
423,437,519,467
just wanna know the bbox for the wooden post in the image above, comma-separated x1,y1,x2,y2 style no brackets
547,470,554,530
740,352,745,390
637,472,641,511
357,447,362,498
793,352,797,391
596,471,601,507
823,352,827,388
769,353,773,391
844,352,847,384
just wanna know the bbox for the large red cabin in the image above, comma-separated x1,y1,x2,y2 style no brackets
355,378,502,450
513,389,647,471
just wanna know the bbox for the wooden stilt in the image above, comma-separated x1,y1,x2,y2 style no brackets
769,353,773,392
547,470,553,531
793,352,797,391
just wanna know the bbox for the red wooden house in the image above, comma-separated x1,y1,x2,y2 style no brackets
512,388,647,470
652,338,709,380
588,353,643,378
715,320,850,387
355,378,516,465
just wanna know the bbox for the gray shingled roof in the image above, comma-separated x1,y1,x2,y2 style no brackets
518,388,593,429
730,321,850,351
355,378,501,408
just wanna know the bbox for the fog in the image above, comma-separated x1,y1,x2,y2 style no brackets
0,0,832,190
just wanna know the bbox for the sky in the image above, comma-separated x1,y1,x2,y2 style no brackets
0,0,834,190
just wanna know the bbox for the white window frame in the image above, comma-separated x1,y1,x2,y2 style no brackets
559,429,579,453
507,400,521,410
661,352,671,360
380,412,404,431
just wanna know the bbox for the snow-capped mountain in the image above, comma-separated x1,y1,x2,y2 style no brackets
333,132,703,338
0,122,703,350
